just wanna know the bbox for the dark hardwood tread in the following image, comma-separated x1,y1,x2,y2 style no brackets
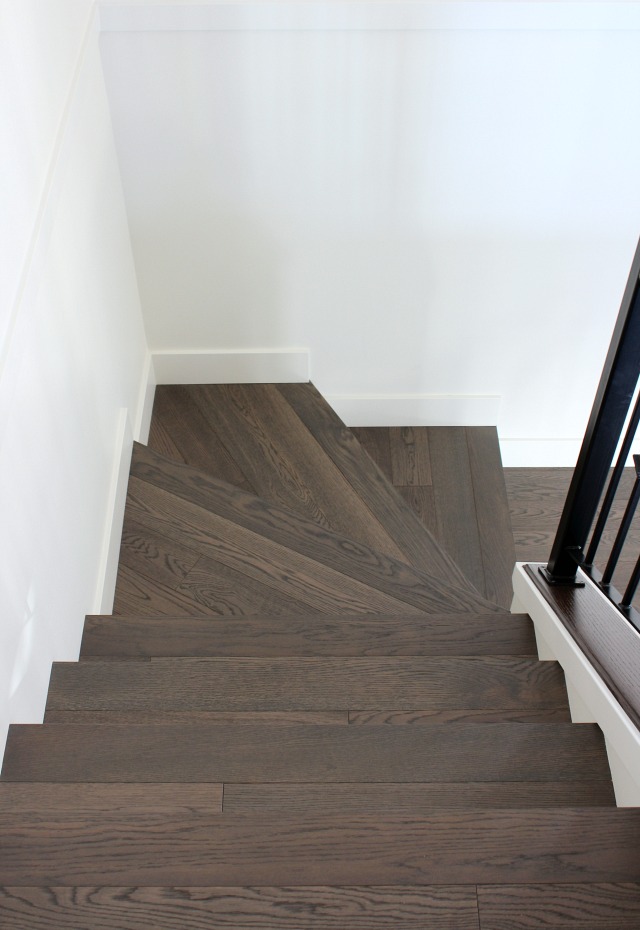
80,610,537,657
351,425,516,608
1,810,640,885
128,442,499,614
45,656,569,713
1,723,610,783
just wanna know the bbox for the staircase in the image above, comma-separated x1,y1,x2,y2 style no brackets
2,382,640,928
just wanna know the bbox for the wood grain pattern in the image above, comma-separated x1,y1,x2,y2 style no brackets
0,811,639,885
0,885,480,929
46,657,569,713
278,383,477,590
118,518,201,589
1,724,610,783
347,709,572,724
389,426,432,486
0,784,222,813
467,427,516,608
477,882,640,928
130,442,498,614
79,611,538,658
44,711,349,726
222,782,615,813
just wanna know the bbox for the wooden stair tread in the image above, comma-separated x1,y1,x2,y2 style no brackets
0,884,482,929
46,656,569,713
352,425,516,608
2,723,610,783
80,610,538,657
148,384,483,596
1,810,639,885
121,451,499,614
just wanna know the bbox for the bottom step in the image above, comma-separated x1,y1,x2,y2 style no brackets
3,881,640,930
0,810,639,884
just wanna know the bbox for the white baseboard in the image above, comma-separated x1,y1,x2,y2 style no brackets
324,393,501,427
152,349,310,385
93,409,133,615
512,562,640,806
499,439,582,467
134,351,156,444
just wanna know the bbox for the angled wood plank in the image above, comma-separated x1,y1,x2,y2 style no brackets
79,611,538,658
277,383,478,590
467,427,516,609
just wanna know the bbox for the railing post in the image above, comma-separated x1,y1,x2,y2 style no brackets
541,238,640,585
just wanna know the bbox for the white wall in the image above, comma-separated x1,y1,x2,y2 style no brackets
99,2,640,464
0,3,150,757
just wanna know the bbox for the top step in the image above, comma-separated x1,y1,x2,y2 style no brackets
148,383,495,599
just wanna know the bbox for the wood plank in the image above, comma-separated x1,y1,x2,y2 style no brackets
149,385,252,490
125,489,424,617
389,427,432,486
44,711,349,726
118,518,201,589
347,709,572,724
79,611,538,658
428,428,487,597
0,784,222,813
125,478,493,616
0,885,480,929
350,426,393,480
46,657,569,713
397,485,438,536
1,723,610,783
222,781,615,813
477,882,640,929
113,565,218,618
278,383,478,590
130,444,499,614
467,427,516,609
0,811,639,884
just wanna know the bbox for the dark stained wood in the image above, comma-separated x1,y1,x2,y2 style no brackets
113,564,218,618
45,657,569,713
1,723,610,783
429,428,487,598
125,477,496,616
278,384,477,590
477,882,640,929
222,781,615,813
0,885,480,930
0,811,639,885
347,709,572,724
80,611,538,658
350,425,393,480
124,490,425,617
397,485,438,536
118,518,201,589
0,783,222,812
44,710,349,725
525,564,640,730
130,443,499,614
149,385,252,490
467,427,516,609
389,426,432,486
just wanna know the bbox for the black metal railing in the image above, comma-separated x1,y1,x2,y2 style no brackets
540,236,640,630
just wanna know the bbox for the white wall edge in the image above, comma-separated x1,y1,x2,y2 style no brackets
499,438,582,468
324,393,501,427
134,351,156,443
512,562,640,806
93,408,133,615
152,349,310,384
98,2,640,33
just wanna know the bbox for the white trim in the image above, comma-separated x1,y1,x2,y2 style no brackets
512,562,640,806
324,393,501,427
98,2,640,34
499,438,582,468
134,351,156,443
152,348,310,384
93,409,133,615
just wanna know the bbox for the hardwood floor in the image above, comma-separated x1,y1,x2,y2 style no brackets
2,383,638,928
